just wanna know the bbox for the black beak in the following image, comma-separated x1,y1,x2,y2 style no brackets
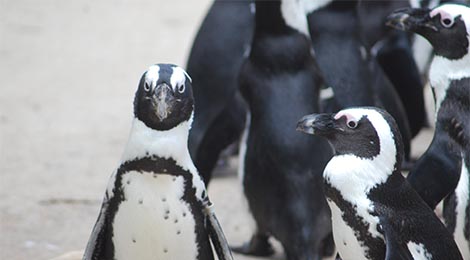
153,83,174,121
386,8,436,33
296,113,336,136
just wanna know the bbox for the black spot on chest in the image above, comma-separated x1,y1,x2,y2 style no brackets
92,156,212,260
324,182,385,260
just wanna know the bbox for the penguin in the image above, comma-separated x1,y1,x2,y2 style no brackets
83,64,233,260
387,3,470,257
305,0,414,163
390,4,470,258
234,1,335,259
186,0,253,184
297,107,463,260
357,0,428,138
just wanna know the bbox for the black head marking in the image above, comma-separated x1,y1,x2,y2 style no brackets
134,63,194,131
387,4,470,59
298,107,403,162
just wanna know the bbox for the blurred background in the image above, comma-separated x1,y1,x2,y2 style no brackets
0,1,436,259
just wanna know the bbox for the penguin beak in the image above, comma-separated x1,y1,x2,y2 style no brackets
153,83,175,121
296,113,337,136
386,8,437,33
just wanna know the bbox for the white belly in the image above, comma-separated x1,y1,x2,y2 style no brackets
112,171,199,260
329,201,369,260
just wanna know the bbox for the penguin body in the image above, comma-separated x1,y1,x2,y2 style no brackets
235,1,335,259
306,0,413,161
186,0,253,184
297,107,463,260
83,64,232,260
388,5,470,256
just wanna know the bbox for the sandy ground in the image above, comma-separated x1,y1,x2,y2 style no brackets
0,1,434,259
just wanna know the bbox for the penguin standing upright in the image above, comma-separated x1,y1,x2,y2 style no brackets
297,107,463,260
83,64,233,260
358,0,428,138
235,1,335,259
388,4,470,257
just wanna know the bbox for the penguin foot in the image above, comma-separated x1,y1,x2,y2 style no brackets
231,234,274,256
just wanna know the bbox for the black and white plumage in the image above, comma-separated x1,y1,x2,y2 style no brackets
83,64,233,260
297,107,463,260
388,4,470,257
234,1,335,259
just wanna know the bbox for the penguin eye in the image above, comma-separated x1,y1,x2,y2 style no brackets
441,18,453,28
143,82,151,92
347,120,358,129
178,84,185,93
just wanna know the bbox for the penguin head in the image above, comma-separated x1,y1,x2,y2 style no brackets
297,107,403,164
134,64,194,131
386,4,470,60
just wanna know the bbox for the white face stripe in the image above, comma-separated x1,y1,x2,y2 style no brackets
427,5,470,115
144,65,191,93
145,65,160,91
170,66,191,92
431,4,470,34
324,108,397,239
280,0,310,36
301,0,332,14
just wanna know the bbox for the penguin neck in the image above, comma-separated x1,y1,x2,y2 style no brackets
121,117,195,173
430,52,470,113
254,0,309,37
324,129,399,197
250,1,313,71
324,153,397,197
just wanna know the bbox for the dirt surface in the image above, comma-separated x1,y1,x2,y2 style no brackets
0,1,434,259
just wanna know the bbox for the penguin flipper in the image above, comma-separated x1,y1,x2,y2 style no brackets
83,196,111,260
380,217,414,260
204,202,234,260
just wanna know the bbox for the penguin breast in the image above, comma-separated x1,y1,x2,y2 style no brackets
112,171,199,260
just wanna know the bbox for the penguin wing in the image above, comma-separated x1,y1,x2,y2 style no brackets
380,216,414,260
83,194,111,260
204,201,234,260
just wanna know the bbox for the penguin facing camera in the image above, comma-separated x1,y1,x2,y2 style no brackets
83,64,233,260
297,107,463,260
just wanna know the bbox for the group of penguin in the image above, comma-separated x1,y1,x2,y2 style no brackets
81,0,469,260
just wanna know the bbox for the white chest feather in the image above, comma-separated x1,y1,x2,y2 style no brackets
120,118,206,202
328,202,370,260
454,162,470,258
407,242,433,260
112,171,199,260
324,156,390,242
429,54,470,113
